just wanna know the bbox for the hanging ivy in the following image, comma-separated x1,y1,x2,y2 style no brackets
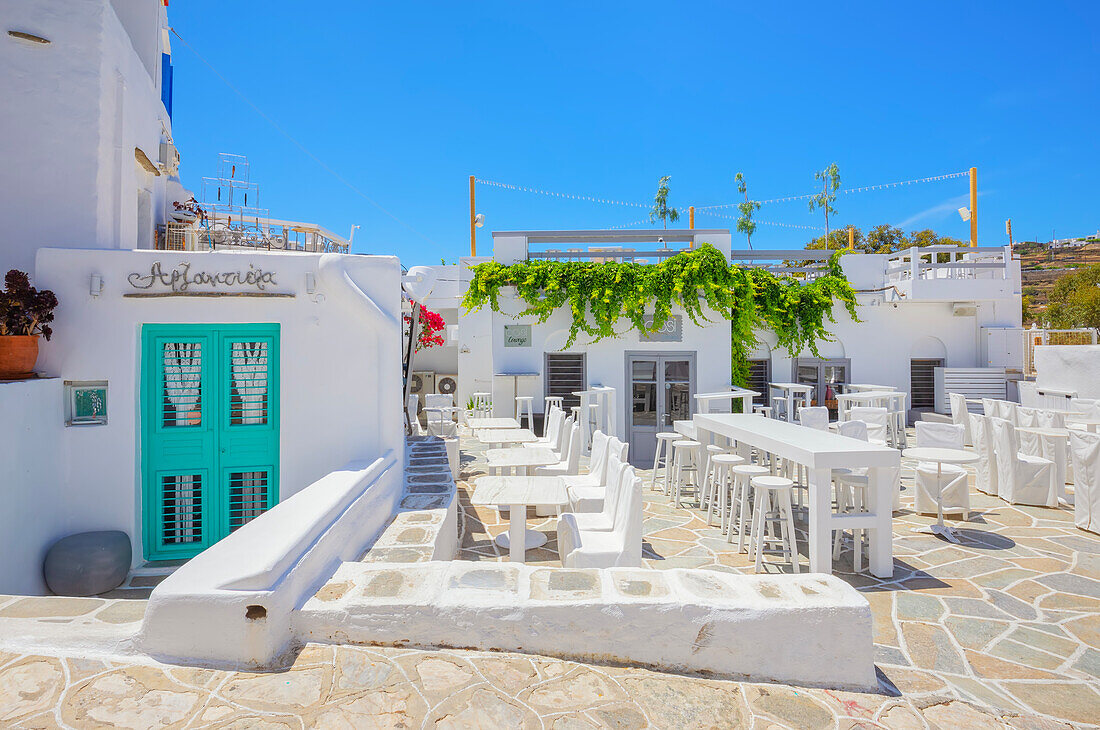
461,244,859,385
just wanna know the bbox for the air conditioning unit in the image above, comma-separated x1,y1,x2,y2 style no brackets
953,302,977,317
159,141,180,175
409,371,435,414
436,374,458,396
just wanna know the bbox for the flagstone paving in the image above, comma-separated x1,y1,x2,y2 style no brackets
0,430,1097,727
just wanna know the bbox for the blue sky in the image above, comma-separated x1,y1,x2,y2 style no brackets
169,1,1099,259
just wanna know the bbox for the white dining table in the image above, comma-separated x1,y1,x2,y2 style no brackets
472,476,567,561
1067,418,1100,434
467,417,521,430
903,446,979,543
846,384,897,393
694,413,899,578
485,447,559,475
476,428,539,446
768,383,814,421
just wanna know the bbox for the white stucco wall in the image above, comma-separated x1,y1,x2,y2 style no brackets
0,248,404,593
0,0,173,276
0,379,67,594
1034,345,1100,399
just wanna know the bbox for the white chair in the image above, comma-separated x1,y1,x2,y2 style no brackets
969,415,998,495
1014,406,1044,458
849,407,889,446
542,396,564,435
472,392,492,418
558,466,644,568
536,422,581,477
748,475,800,573
1070,398,1100,422
981,398,998,417
948,393,973,445
990,417,1055,506
1036,409,1067,430
564,434,629,512
913,422,970,518
1069,431,1100,534
524,408,564,450
650,431,680,494
424,393,458,438
798,406,830,431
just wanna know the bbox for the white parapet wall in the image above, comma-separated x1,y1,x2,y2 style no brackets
297,561,877,691
1034,345,1100,400
138,452,403,669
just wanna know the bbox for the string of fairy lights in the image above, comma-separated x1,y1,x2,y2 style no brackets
476,170,970,233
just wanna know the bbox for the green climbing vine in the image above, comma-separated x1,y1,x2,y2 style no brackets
461,244,859,386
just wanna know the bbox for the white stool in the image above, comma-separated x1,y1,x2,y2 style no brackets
727,464,770,551
753,405,773,418
699,444,726,515
515,396,534,431
833,470,869,573
472,392,492,418
749,475,800,573
670,439,702,508
705,453,746,528
773,396,790,421
650,432,680,494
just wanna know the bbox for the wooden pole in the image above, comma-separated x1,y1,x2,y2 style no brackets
848,226,854,250
1006,218,1013,246
689,206,694,229
969,167,977,248
469,175,477,257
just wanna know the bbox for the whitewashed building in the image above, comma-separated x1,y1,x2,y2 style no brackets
457,230,1023,465
0,0,186,275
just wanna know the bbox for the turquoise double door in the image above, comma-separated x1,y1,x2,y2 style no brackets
141,324,280,561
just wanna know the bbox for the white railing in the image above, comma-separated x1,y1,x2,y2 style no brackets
884,246,1009,285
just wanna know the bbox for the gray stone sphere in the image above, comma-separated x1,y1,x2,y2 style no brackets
44,530,131,596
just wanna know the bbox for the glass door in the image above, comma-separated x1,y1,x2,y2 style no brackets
627,353,695,466
794,358,849,416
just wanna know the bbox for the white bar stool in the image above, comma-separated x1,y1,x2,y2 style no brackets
727,464,770,551
705,453,745,528
515,396,534,431
749,475,800,573
753,405,773,418
833,469,869,573
670,439,702,508
699,444,727,515
650,431,680,494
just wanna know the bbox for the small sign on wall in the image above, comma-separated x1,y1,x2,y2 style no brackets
503,325,532,348
65,380,108,426
641,314,682,343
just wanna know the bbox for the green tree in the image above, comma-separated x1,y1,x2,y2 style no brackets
649,175,680,229
806,227,861,251
734,172,761,249
808,163,841,242
863,224,909,253
909,229,966,249
1044,263,1100,333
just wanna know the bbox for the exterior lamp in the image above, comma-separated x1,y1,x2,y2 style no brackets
957,207,971,222
90,274,103,297
474,213,485,228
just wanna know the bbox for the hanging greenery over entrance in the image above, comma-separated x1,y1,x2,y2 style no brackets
461,244,859,385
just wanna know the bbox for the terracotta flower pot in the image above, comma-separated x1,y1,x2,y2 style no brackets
0,335,39,379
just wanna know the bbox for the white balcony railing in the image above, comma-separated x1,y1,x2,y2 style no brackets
884,246,1009,285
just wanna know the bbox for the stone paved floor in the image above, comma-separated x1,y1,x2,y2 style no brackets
1,433,1098,728
454,432,1100,727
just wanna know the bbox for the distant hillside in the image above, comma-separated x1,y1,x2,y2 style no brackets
1015,240,1100,321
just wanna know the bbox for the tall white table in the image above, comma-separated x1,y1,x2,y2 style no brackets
472,476,566,561
476,429,539,446
903,447,978,543
768,383,814,421
695,389,759,415
485,447,558,475
694,413,899,577
846,384,896,393
467,417,521,430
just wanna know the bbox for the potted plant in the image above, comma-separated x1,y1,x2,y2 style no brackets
0,270,58,379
